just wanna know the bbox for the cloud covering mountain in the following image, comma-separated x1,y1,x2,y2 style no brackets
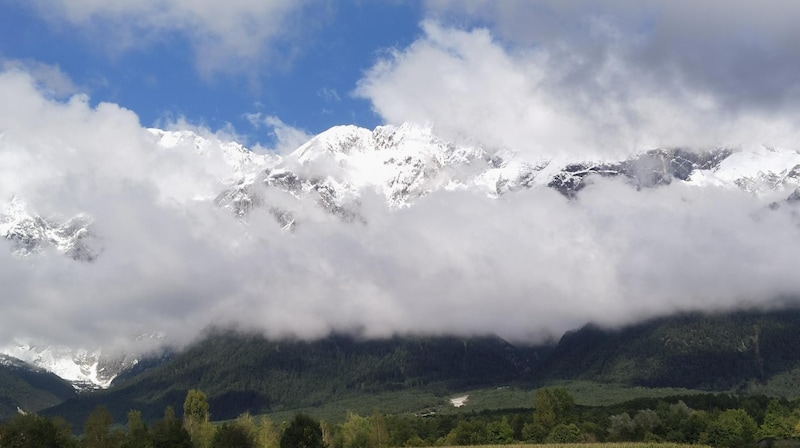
2,64,800,355
3,2,800,356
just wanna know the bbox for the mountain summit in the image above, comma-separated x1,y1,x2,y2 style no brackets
5,122,800,262
3,122,800,387
216,123,800,228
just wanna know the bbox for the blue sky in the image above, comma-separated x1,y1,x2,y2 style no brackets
4,1,800,155
0,1,425,147
4,1,800,347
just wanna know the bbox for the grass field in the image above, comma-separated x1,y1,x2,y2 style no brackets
417,444,709,448
260,380,708,423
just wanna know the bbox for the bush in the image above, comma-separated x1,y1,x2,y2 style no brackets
546,423,583,443
702,409,757,448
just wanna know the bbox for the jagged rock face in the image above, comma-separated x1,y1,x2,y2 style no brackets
215,168,364,227
698,145,800,194
787,188,800,203
0,198,100,262
6,123,800,256
215,123,539,225
215,179,265,218
734,165,800,193
547,148,733,197
218,125,800,228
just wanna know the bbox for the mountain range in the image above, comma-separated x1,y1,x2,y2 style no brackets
4,123,800,265
3,123,800,420
8,307,798,427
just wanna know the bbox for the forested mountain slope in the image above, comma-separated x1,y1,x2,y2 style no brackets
43,332,544,425
539,309,800,390
0,359,75,420
38,308,800,427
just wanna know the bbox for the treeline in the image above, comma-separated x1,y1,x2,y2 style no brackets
5,388,800,448
43,311,800,428
0,390,312,448
375,391,784,447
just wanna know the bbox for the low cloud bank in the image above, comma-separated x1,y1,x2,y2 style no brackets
361,0,800,158
2,68,800,353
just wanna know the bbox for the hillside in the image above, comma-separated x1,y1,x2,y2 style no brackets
538,308,800,391
6,122,800,396
0,358,76,420
37,308,800,427
43,332,544,426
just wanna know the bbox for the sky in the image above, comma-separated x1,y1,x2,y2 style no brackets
3,1,800,352
0,1,424,146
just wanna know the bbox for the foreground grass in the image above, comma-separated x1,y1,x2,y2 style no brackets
260,380,708,423
419,444,709,448
544,381,706,407
444,381,705,411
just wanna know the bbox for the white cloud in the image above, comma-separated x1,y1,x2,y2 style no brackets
246,114,313,155
0,60,79,98
0,69,256,346
3,64,800,353
356,19,800,157
27,0,309,75
318,87,341,102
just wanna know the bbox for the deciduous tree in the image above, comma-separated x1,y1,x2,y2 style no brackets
280,414,325,448
81,406,119,448
547,423,583,443
121,410,150,448
0,413,76,448
212,422,255,448
183,390,213,448
702,409,757,448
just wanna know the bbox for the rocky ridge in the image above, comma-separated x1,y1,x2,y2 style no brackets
6,123,800,261
0,341,140,390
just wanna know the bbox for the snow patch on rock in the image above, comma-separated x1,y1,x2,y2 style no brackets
450,395,469,408
0,340,140,390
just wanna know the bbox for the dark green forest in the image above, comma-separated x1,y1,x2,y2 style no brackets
40,309,800,427
540,310,800,389
43,332,544,426
0,361,75,418
6,309,800,447
5,387,800,448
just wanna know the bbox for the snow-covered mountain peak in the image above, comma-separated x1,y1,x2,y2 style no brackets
289,123,483,168
2,195,27,217
9,121,800,388
691,145,800,194
279,123,503,206
292,125,374,162
148,128,273,182
0,340,140,390
0,196,98,261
